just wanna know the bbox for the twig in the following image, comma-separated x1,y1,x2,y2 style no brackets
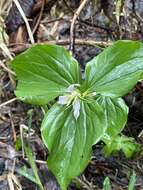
33,0,57,13
63,0,75,14
9,39,112,53
51,39,111,48
13,0,35,44
0,98,17,108
24,158,47,164
79,19,113,32
41,17,64,24
70,0,89,54
9,111,17,143
0,61,16,76
32,0,45,34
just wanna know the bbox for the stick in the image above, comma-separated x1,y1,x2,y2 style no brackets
32,0,45,34
52,39,111,47
70,0,89,54
9,39,112,53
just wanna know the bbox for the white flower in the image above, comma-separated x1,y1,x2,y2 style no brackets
66,84,80,93
58,95,69,105
72,99,80,120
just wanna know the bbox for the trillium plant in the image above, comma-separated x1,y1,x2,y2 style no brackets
12,40,143,190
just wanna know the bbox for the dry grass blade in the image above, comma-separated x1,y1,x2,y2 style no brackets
0,97,17,108
7,173,22,190
0,0,12,12
0,174,7,181
13,0,35,44
0,0,12,20
0,0,13,60
7,174,15,190
0,61,16,75
0,43,13,60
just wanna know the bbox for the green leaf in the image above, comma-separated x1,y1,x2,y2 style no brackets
97,96,128,137
18,166,38,185
103,135,140,158
24,145,44,190
84,40,143,97
11,44,81,105
41,100,107,190
128,171,136,190
14,137,22,151
103,177,111,190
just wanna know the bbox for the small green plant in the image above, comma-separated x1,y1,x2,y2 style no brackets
18,145,44,190
103,135,140,158
128,170,136,190
11,40,143,190
103,177,111,190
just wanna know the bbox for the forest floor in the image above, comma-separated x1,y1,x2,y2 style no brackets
0,0,143,189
